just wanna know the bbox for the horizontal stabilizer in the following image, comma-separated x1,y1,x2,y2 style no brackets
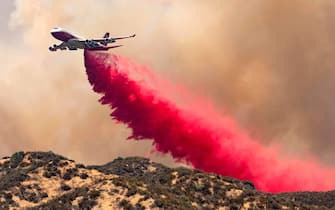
107,45,123,49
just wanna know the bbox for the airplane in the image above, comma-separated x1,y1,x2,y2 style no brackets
49,27,136,51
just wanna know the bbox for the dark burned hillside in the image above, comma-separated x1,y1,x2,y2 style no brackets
0,152,334,209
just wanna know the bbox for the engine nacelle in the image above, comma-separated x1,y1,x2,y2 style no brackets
85,40,98,48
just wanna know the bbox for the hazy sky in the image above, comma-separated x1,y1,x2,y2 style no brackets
0,0,13,37
1,0,335,166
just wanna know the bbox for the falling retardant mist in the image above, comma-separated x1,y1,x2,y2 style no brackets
84,50,335,193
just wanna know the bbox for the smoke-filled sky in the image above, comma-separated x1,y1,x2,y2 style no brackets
1,0,335,165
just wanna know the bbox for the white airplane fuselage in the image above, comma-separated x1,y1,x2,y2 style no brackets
51,28,81,42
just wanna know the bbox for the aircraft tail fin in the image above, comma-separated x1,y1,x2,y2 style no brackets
103,32,110,38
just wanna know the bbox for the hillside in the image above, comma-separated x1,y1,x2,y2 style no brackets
0,152,334,209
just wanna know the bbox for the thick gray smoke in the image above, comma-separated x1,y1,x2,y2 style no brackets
1,0,335,165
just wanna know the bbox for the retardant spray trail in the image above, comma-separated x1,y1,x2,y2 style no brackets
84,50,335,193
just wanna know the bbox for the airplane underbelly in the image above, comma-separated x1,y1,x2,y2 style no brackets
68,39,85,49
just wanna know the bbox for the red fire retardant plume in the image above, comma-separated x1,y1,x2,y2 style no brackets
84,50,335,193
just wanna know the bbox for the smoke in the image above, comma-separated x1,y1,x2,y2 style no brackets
0,0,176,165
2,0,335,165
84,50,335,192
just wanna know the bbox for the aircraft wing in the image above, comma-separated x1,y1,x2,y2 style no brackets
87,45,123,51
111,34,136,40
91,34,136,42
77,40,104,48
49,39,103,51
